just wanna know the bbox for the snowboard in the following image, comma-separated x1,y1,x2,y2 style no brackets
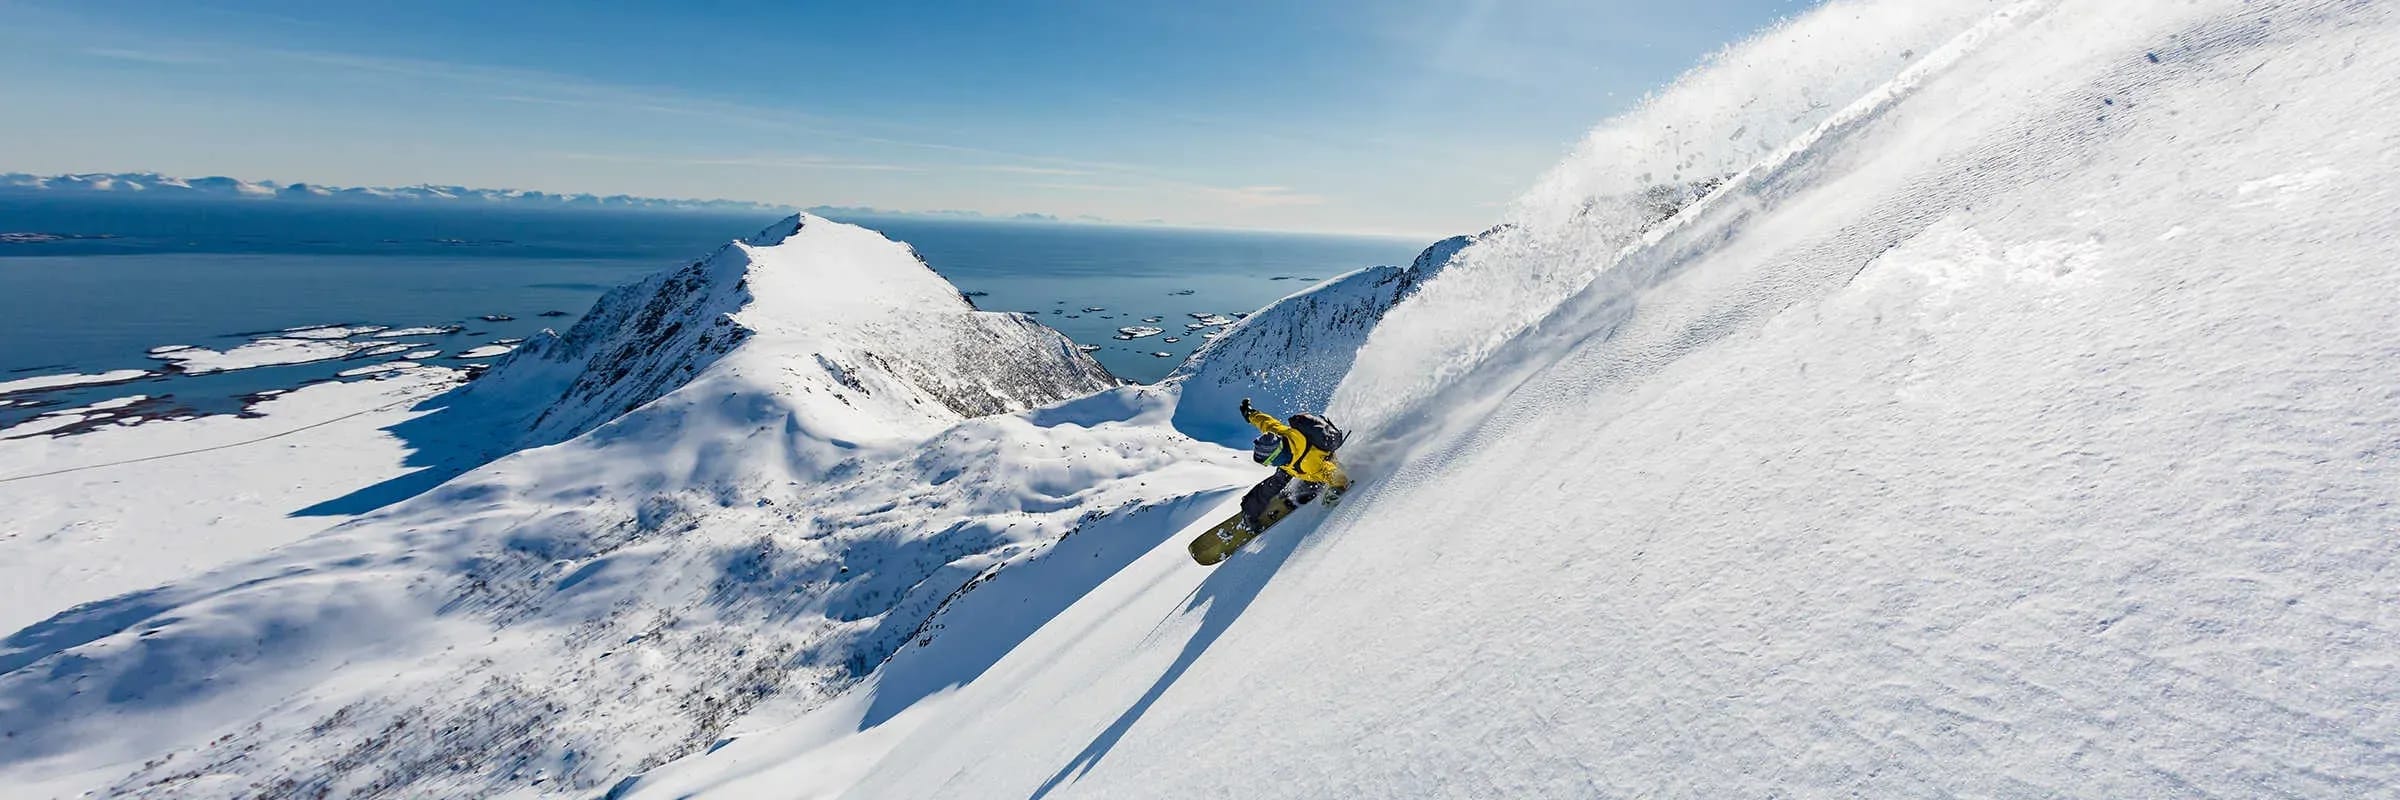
1186,478,1350,566
1188,495,1296,566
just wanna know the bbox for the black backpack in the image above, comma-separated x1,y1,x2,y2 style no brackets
1287,413,1345,453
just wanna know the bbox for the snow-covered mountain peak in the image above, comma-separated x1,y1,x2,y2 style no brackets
0,211,1148,799
712,213,1115,424
470,212,1111,451
730,213,973,326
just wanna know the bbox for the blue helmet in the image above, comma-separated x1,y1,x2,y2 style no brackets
1252,432,1290,467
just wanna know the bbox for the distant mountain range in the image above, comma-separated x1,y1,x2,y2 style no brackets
0,171,797,213
0,172,1113,223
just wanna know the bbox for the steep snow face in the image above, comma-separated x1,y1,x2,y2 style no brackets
626,1,2400,798
1163,234,1475,446
0,216,1151,799
1335,0,2011,434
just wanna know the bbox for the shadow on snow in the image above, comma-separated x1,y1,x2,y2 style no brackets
1028,502,1320,800
289,381,521,517
853,488,1242,731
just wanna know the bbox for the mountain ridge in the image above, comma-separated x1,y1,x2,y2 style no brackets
0,213,1166,799
0,171,797,214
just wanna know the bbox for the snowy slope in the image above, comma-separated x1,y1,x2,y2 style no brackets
0,216,1176,799
1161,234,1466,445
0,370,467,634
623,1,2400,797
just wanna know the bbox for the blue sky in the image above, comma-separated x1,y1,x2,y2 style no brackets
0,1,1817,236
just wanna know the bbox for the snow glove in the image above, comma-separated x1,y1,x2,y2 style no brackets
1239,397,1255,417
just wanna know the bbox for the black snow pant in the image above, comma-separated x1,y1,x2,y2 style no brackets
1241,471,1320,529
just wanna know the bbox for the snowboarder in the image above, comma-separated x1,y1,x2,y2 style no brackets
1237,397,1350,532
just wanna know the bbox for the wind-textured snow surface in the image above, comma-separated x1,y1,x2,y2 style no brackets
625,1,2400,798
0,215,1162,799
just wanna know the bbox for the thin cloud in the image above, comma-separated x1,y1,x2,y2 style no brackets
1006,175,1324,208
14,9,1403,231
1133,180,1328,209
276,47,1160,180
973,165,1092,176
546,152,926,172
81,47,218,65
1208,184,1328,208
51,23,1307,211
1029,183,1140,192
278,49,834,128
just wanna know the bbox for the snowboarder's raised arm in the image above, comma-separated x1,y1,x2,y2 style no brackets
1240,398,1291,437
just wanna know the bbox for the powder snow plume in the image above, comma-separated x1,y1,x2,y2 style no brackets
1334,0,2010,447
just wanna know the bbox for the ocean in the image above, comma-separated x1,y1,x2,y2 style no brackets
0,195,1423,427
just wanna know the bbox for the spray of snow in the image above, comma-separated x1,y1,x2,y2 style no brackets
1335,0,2010,441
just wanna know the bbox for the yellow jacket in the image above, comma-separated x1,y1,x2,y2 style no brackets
1246,408,1348,487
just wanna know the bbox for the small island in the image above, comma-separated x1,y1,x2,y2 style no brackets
0,232,119,244
1113,326,1165,340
